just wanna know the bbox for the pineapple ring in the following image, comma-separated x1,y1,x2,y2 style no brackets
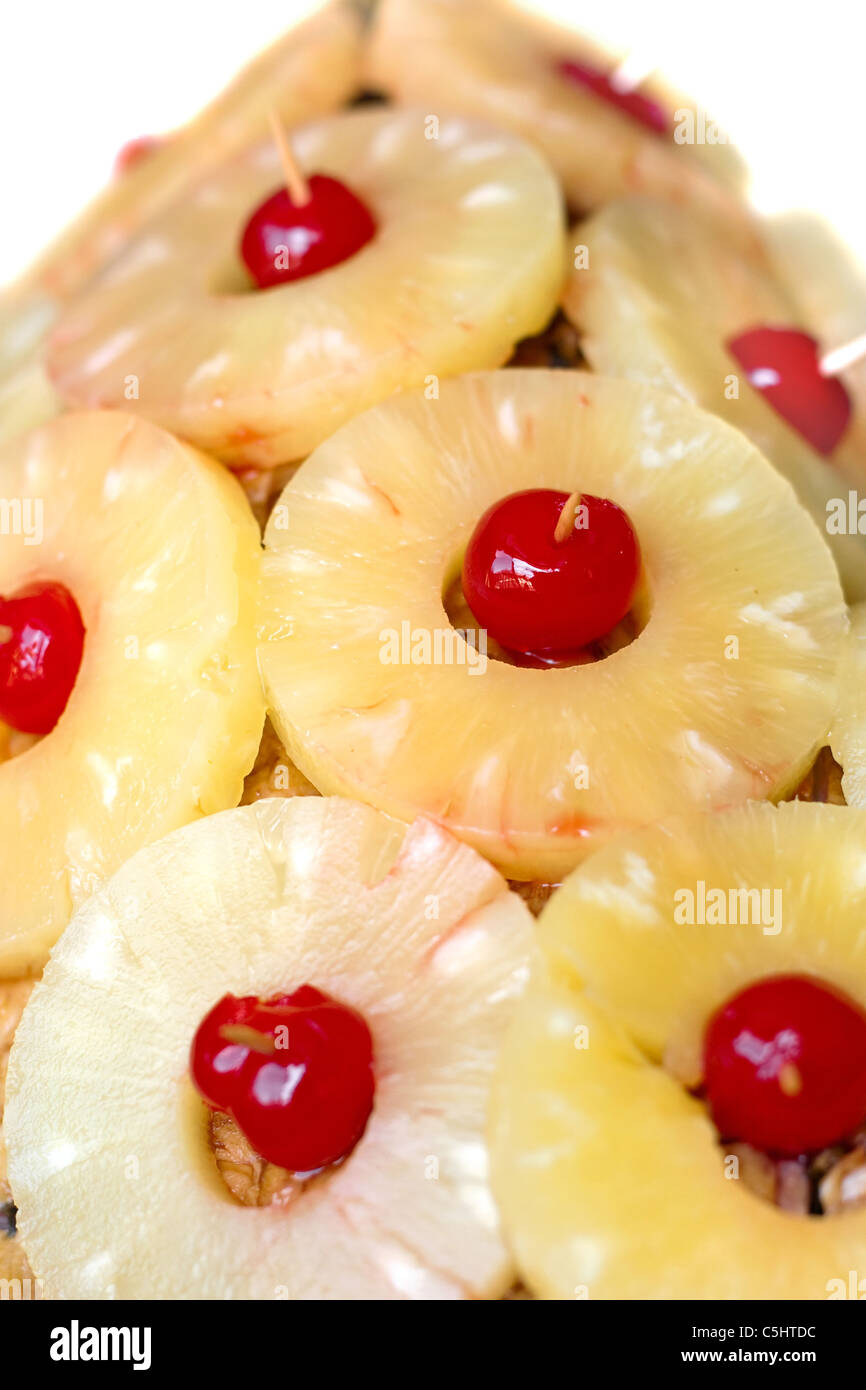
491,801,866,1300
766,212,866,466
0,288,60,446
0,412,264,976
258,369,846,883
0,351,60,448
0,4,361,445
830,601,866,805
22,2,363,304
367,0,749,222
6,796,534,1300
563,196,866,600
0,980,34,1290
47,109,566,468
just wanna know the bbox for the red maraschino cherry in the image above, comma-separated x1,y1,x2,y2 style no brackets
727,326,852,456
191,986,375,1173
557,58,668,134
240,175,377,289
703,974,866,1157
462,489,640,657
0,581,85,735
113,135,164,177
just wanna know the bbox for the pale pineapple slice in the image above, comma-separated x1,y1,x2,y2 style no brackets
6,796,533,1300
21,1,363,304
491,801,866,1300
830,602,866,806
0,412,264,975
367,0,749,221
258,369,846,883
47,108,565,467
767,213,866,352
563,196,866,599
766,211,866,466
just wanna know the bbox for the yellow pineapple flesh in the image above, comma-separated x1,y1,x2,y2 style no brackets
47,108,566,467
367,0,749,223
6,796,533,1299
0,287,60,445
491,801,866,1299
258,369,846,882
563,196,866,598
0,351,60,447
0,981,34,1289
0,411,264,975
766,211,866,470
830,601,866,806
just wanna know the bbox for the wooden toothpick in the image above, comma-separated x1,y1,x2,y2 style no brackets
820,332,866,378
554,491,583,544
268,109,311,207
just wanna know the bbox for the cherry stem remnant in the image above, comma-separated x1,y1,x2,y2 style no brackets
268,109,311,207
820,331,866,378
553,490,583,544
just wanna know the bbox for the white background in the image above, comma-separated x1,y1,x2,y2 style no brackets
0,0,863,287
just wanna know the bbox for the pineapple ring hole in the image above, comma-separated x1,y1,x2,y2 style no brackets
182,1082,337,1211
180,1080,304,1210
442,554,651,668
717,1133,866,1217
207,1109,330,1210
0,577,87,762
665,1032,866,1217
178,1078,241,1208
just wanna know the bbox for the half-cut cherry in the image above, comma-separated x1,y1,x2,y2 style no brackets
727,326,851,456
0,581,85,736
461,489,640,656
191,986,375,1173
556,58,668,134
240,175,377,289
703,974,866,1157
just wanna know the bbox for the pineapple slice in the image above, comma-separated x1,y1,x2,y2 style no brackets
0,983,32,1203
0,351,60,446
767,213,866,351
0,287,60,444
0,412,264,975
830,602,866,806
0,4,361,444
367,0,749,222
47,108,565,467
6,796,533,1300
0,980,34,1290
491,801,866,1300
258,369,846,883
766,212,866,465
563,196,866,599
21,2,363,304
0,286,55,382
